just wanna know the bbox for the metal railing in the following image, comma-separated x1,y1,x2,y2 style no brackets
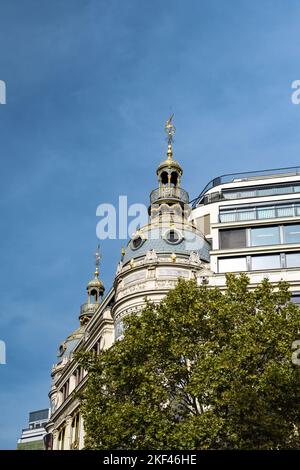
191,166,300,208
150,187,189,205
80,303,98,316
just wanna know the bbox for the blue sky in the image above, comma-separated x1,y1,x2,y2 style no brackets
1,0,300,449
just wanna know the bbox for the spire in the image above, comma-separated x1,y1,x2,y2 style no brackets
165,114,176,161
156,114,182,177
87,244,104,295
149,115,189,213
156,114,182,174
94,244,101,279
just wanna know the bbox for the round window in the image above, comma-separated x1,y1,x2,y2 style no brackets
164,229,182,244
131,236,144,250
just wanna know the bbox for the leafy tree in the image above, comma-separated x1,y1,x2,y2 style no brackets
76,274,300,449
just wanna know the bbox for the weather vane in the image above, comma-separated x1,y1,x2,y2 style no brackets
164,113,176,145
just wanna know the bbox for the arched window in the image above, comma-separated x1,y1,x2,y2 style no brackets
170,171,178,187
160,171,168,185
90,288,98,303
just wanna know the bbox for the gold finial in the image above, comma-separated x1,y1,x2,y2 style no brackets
121,246,125,258
94,244,101,278
164,114,176,161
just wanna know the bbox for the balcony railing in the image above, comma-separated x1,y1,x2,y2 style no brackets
191,165,300,208
80,303,98,316
150,187,189,205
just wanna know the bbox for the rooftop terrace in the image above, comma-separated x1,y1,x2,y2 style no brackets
191,166,300,208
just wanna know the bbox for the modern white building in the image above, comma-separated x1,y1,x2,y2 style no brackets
45,119,300,449
17,409,50,450
191,167,300,296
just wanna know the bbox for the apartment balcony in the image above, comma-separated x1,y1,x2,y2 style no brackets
192,165,300,208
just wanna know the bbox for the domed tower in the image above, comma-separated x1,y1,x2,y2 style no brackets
79,245,105,326
49,246,105,413
112,116,212,340
150,114,188,211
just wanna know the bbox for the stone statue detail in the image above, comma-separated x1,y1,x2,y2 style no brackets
189,251,201,265
145,249,158,263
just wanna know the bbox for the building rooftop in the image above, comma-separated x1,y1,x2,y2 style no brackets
29,409,49,423
191,166,300,208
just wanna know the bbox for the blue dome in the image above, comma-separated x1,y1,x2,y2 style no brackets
57,325,85,361
123,227,210,264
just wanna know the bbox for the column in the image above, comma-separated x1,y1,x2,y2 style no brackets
64,415,72,450
79,415,85,449
52,430,59,450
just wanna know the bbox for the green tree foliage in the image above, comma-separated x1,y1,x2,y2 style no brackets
76,275,300,449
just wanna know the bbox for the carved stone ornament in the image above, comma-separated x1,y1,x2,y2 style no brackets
189,251,201,265
145,249,158,263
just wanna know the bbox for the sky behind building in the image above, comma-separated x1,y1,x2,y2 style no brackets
1,0,300,448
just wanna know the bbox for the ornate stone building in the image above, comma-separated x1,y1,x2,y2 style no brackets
45,117,212,449
46,117,300,449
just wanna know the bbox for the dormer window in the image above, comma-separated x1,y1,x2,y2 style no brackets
164,229,183,244
131,236,144,250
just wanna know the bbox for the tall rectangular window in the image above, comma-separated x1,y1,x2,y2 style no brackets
286,252,300,268
251,255,281,270
283,224,300,244
218,257,247,273
219,229,247,249
250,226,280,246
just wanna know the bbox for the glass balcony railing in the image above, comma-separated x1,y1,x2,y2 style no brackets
191,166,300,208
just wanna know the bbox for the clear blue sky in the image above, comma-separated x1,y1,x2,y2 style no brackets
1,0,300,449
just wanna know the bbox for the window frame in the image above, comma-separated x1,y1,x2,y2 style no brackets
219,223,300,249
163,229,183,245
218,250,300,273
219,201,300,223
